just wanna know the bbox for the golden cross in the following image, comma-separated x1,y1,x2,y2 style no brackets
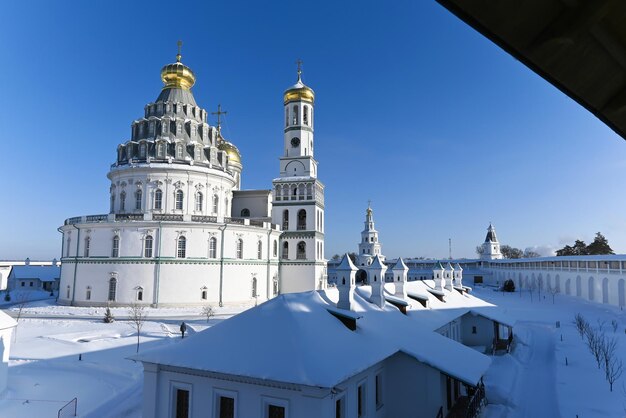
176,40,183,62
211,104,228,131
296,58,303,80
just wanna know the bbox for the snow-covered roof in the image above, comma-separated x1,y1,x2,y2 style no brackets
9,265,60,282
137,290,490,388
392,257,408,271
0,310,17,330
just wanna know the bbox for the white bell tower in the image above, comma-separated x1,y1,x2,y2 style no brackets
481,223,503,260
272,62,326,293
356,203,384,267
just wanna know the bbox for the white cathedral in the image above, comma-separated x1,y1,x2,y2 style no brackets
58,49,326,307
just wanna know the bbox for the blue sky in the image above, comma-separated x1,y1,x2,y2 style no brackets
1,0,625,260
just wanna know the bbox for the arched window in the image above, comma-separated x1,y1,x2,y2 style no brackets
282,241,289,259
273,240,278,257
120,191,126,211
297,241,306,259
112,236,120,258
292,105,298,125
135,189,142,210
157,142,166,158
176,143,183,159
209,237,217,258
136,287,143,301
285,108,289,127
66,285,71,299
177,236,186,258
252,277,257,298
108,278,117,301
195,146,202,161
84,236,90,257
85,286,91,301
139,143,146,158
241,208,250,217
212,195,219,214
297,209,306,230
201,287,207,300
195,191,203,212
145,235,153,258
110,194,115,213
304,105,309,125
154,189,163,210
282,209,289,230
236,239,243,259
257,240,263,259
175,190,184,210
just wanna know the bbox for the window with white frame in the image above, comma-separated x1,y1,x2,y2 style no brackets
172,384,191,418
335,396,345,418
252,277,257,298
66,285,70,298
214,390,236,418
136,287,143,301
282,241,288,259
84,236,90,257
357,382,366,417
236,239,243,259
108,278,117,301
177,236,186,258
176,143,183,159
296,241,306,260
139,143,146,157
85,286,91,301
209,237,217,258
195,191,203,212
175,190,184,210
263,397,288,418
157,142,166,158
273,240,277,257
145,235,153,258
112,236,120,258
257,240,262,259
135,190,142,210
201,287,207,300
375,373,383,409
212,195,219,214
110,194,115,213
120,191,126,211
154,189,163,210
66,237,71,257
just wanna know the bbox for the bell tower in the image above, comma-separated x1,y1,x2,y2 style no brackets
272,62,326,293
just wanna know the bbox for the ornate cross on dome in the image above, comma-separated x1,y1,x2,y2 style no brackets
176,40,183,62
212,104,228,131
296,58,303,81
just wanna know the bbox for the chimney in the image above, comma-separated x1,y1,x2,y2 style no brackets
432,261,444,291
336,253,357,310
454,263,463,287
368,255,387,308
392,257,409,298
444,262,454,291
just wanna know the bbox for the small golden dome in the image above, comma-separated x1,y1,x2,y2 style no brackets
218,138,241,165
160,51,196,90
284,72,315,104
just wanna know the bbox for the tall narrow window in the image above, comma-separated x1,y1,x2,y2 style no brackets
297,209,306,230
375,374,383,408
139,143,146,158
176,143,183,159
136,287,143,301
285,108,289,127
195,192,203,212
154,189,163,210
120,191,126,211
293,105,298,125
257,240,263,259
282,209,289,230
218,396,234,418
112,235,120,258
297,241,306,259
252,277,257,298
195,146,202,161
201,288,207,300
84,237,90,257
335,397,345,418
174,388,190,418
86,286,91,301
273,240,278,257
282,242,289,259
209,237,217,258
268,405,285,418
110,194,115,213
357,384,365,417
108,278,117,301
135,190,142,210
304,105,309,125
212,195,219,214
175,190,184,210
145,235,153,258
177,236,186,258
66,238,71,257
157,142,166,158
236,239,243,259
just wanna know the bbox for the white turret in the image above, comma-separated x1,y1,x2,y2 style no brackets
433,261,445,291
453,263,463,287
356,204,384,267
481,223,503,260
368,255,387,308
444,262,454,291
392,257,409,299
336,254,357,310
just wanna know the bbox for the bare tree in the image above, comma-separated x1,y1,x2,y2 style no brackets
585,326,605,369
127,303,148,353
574,313,589,339
548,285,559,304
201,305,215,323
601,336,623,391
12,292,30,342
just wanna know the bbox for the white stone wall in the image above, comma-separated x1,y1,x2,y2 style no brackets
0,317,16,394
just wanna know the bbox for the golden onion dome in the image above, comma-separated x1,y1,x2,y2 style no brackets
160,50,196,90
218,138,241,165
284,71,315,104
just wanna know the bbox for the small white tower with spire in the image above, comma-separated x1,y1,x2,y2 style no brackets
481,223,503,260
336,253,357,311
356,203,384,267
392,257,409,298
368,255,387,308
453,263,463,287
444,262,454,291
433,261,445,291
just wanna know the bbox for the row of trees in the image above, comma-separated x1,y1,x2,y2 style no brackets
556,232,613,256
573,313,623,391
476,244,540,258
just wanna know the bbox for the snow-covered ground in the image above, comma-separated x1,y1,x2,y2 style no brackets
1,287,625,417
0,301,253,418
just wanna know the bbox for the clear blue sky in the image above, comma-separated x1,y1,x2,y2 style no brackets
1,0,625,260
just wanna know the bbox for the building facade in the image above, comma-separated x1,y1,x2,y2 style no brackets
58,51,325,307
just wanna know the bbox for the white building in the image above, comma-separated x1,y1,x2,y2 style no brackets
58,50,325,307
480,223,502,260
137,254,496,418
0,310,17,394
7,261,60,293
